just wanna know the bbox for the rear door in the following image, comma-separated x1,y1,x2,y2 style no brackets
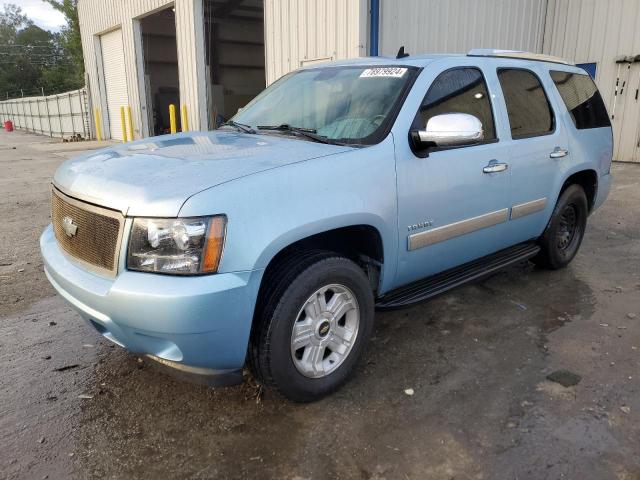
495,65,570,243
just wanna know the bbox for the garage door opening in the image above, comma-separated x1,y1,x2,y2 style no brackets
204,0,265,128
140,7,180,135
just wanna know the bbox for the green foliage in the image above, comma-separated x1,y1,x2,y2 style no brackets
0,3,32,45
0,2,84,98
44,0,84,86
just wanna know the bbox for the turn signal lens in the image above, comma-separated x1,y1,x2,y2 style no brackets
202,216,226,273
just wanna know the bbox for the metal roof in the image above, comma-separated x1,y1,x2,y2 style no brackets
467,49,574,65
297,49,578,71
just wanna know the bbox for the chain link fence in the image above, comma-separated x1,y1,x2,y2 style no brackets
0,88,92,140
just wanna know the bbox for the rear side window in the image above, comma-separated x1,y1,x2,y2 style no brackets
497,68,554,139
415,67,497,142
550,71,611,129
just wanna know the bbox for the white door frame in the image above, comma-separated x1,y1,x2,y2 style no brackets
132,18,151,138
93,34,111,139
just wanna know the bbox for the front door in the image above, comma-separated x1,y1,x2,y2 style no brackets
394,64,513,288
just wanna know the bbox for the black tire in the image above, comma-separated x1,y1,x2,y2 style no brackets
248,251,375,402
533,184,588,270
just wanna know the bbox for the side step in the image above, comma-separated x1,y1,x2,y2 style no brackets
375,242,540,310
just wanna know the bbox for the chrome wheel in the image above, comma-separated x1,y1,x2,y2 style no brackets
290,284,360,378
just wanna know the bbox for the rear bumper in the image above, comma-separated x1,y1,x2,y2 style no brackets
593,173,613,213
40,224,263,382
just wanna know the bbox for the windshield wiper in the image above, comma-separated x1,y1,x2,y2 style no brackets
256,124,334,144
220,120,256,134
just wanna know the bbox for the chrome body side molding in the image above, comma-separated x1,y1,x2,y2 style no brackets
408,198,548,251
408,208,509,251
510,198,547,220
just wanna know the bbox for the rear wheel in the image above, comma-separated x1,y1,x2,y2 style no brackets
534,184,588,269
249,252,374,402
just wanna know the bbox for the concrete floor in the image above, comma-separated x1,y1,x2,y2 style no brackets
1,129,639,480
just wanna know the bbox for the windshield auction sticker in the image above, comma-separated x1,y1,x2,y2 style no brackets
360,67,408,78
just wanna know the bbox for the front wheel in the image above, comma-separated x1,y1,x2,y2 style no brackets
533,184,588,269
248,252,374,402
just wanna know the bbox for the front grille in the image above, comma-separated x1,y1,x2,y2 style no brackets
51,188,124,275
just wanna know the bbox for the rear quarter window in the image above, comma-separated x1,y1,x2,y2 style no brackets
550,71,611,129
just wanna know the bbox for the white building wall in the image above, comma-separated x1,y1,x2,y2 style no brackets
77,0,638,161
77,0,207,139
175,0,208,131
543,0,640,163
263,0,369,85
378,0,548,57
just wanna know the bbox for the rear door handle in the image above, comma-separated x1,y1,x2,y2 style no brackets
550,147,569,159
483,162,508,173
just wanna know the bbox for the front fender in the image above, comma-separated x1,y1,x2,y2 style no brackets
178,135,399,292
253,212,393,283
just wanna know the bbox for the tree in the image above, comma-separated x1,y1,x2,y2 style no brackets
0,3,84,97
0,5,37,96
0,3,32,45
0,3,31,28
44,0,83,86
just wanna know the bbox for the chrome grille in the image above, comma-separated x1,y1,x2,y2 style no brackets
51,188,124,275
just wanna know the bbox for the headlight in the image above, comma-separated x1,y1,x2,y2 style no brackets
127,216,226,275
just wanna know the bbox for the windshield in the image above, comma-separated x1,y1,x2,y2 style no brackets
230,65,418,145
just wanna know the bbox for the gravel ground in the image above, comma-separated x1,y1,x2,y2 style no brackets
1,129,639,480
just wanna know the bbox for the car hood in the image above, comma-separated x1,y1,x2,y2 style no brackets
54,131,353,216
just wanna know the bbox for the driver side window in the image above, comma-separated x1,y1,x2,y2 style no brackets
413,67,497,142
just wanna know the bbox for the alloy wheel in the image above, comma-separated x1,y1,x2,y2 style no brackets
290,284,360,378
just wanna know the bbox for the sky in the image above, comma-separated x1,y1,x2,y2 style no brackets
7,0,67,31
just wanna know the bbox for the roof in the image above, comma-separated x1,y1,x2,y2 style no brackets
467,49,574,65
299,49,574,70
300,54,460,69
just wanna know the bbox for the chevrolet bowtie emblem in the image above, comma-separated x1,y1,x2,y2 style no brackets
62,216,78,237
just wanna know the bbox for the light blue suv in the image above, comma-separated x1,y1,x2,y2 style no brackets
41,50,613,401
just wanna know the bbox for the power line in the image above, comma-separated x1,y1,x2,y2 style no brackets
0,44,59,48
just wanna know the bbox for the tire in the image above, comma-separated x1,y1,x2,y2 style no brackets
248,251,375,402
533,184,588,270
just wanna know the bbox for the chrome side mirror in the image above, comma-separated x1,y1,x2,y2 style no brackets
413,113,484,148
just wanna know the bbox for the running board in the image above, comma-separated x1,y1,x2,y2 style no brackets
375,243,540,310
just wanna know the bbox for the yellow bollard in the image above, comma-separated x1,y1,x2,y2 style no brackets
93,107,102,141
120,106,128,142
127,106,134,141
169,104,177,134
181,104,189,132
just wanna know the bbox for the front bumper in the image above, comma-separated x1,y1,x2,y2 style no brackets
40,225,263,384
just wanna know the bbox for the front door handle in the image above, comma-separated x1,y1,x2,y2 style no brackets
550,147,569,159
483,162,508,174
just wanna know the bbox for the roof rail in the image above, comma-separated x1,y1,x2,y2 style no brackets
467,49,574,66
